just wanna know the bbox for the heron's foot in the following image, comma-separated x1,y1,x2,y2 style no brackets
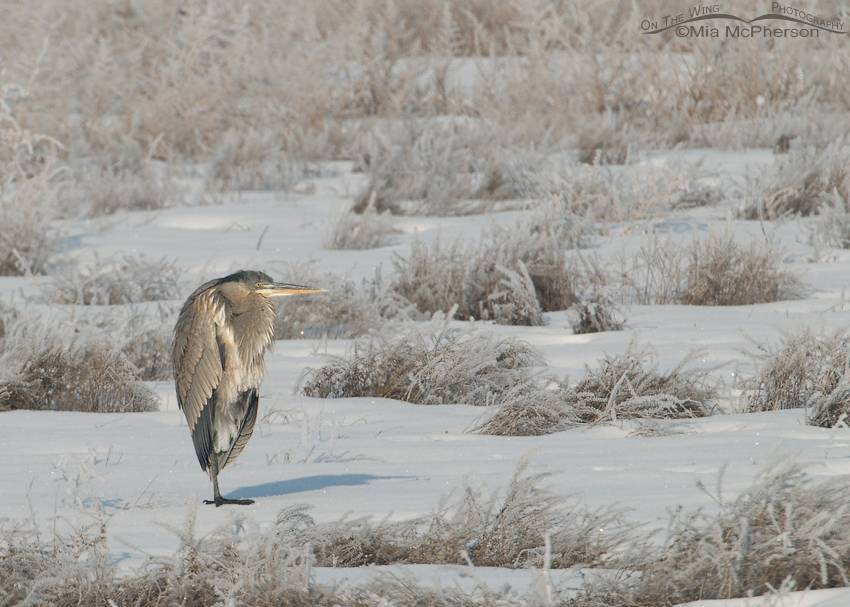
204,497,255,507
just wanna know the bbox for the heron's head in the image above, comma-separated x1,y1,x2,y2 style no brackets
219,270,325,300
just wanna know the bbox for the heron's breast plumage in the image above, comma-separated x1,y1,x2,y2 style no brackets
211,291,276,453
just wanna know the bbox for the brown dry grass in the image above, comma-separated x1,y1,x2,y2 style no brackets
0,319,158,413
619,228,803,306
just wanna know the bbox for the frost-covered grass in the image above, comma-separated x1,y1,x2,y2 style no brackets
0,316,158,413
391,206,589,325
5,453,850,607
742,139,850,220
616,228,803,306
324,198,399,250
300,313,541,405
273,264,412,340
477,340,715,436
47,254,184,305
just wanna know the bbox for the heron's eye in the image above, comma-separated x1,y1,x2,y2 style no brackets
256,282,262,288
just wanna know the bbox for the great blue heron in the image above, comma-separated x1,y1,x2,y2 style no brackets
172,270,323,506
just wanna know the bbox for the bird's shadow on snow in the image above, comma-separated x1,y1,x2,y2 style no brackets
227,474,411,500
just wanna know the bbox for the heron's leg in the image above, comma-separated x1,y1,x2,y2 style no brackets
203,454,255,507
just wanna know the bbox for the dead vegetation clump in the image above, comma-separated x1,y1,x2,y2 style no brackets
0,317,158,413
352,120,542,216
586,455,850,606
47,254,184,305
569,296,625,334
324,196,399,250
810,189,850,250
58,136,181,216
0,83,63,275
740,326,850,424
119,306,176,381
576,111,633,166
300,456,634,570
478,340,715,436
742,139,850,220
681,232,802,306
300,313,541,405
742,325,849,413
207,128,303,192
621,229,802,306
0,459,631,606
274,264,413,340
391,207,591,325
6,448,850,607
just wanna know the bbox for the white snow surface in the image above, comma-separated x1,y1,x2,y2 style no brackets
3,151,850,605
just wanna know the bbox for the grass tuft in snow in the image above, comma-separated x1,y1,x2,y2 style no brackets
0,83,64,276
741,325,850,415
300,311,541,405
478,339,715,436
569,295,625,334
207,127,303,192
742,139,850,220
583,454,850,605
810,190,850,250
47,254,184,305
302,455,634,569
392,209,590,325
621,228,802,306
120,306,177,381
0,317,158,413
324,196,398,250
274,264,413,340
352,120,541,216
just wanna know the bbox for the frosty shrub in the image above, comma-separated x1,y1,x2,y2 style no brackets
673,181,725,209
0,83,63,275
0,299,18,340
61,162,178,216
570,296,625,334
587,454,850,605
0,317,158,413
352,119,541,216
392,209,591,325
58,134,180,215
810,190,850,250
680,231,802,306
120,306,177,381
0,202,54,276
274,264,412,340
742,138,850,219
300,312,541,405
478,340,715,436
303,456,635,569
621,229,802,306
207,127,303,192
0,460,631,606
324,196,398,250
741,325,850,416
390,234,475,318
7,454,850,607
576,111,632,165
47,254,183,305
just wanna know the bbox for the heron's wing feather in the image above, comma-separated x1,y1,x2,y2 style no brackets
193,391,216,473
218,389,259,471
173,291,227,469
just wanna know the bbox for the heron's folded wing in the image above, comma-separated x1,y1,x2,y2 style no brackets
172,292,226,469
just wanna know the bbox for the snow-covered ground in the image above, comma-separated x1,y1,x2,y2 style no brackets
3,151,850,605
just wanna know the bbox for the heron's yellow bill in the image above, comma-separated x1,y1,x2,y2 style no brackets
258,282,326,297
